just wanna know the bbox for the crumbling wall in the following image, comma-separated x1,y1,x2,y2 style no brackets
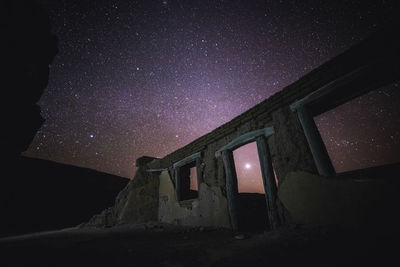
86,157,160,227
269,106,317,185
89,25,400,230
278,171,400,229
149,106,317,228
148,25,399,229
158,170,230,227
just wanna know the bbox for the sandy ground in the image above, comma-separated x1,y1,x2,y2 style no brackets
0,222,398,267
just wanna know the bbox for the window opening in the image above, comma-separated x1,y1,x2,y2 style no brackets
176,161,198,201
189,166,198,191
314,82,400,173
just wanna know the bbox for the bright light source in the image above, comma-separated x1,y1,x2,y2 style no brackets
245,163,251,169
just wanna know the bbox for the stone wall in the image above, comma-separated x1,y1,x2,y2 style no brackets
86,157,160,227
279,169,400,229
158,170,230,227
89,24,400,230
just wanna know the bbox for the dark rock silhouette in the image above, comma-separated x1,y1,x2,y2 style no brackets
4,0,57,156
1,0,128,237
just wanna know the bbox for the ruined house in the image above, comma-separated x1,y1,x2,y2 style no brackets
88,24,400,232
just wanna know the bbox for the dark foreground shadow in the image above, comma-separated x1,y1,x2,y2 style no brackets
0,224,399,267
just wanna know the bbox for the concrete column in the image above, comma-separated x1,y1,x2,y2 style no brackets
195,157,203,185
221,149,239,231
174,166,181,201
297,106,335,176
256,136,280,229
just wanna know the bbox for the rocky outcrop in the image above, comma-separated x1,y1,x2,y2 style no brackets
1,1,128,238
4,0,58,156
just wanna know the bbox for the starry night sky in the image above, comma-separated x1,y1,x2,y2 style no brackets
24,0,399,179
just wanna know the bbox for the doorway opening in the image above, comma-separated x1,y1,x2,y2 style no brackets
233,142,268,232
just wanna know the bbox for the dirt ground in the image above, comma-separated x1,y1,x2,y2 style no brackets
0,222,398,267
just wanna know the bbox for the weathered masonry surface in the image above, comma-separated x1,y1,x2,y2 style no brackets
88,25,400,231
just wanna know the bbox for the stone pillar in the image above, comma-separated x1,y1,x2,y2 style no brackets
174,166,181,201
221,149,239,231
256,136,280,229
296,106,335,176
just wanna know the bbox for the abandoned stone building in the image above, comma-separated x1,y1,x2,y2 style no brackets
88,24,400,232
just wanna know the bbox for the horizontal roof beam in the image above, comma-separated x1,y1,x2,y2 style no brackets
215,126,274,157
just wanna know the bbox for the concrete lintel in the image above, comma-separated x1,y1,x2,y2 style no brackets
290,65,369,112
146,168,167,173
173,152,201,169
215,126,275,157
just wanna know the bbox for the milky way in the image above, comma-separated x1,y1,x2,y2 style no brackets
25,0,398,178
